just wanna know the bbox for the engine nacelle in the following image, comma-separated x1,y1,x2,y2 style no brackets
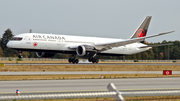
76,45,95,56
36,52,56,58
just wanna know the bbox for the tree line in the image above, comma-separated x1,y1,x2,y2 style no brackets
0,28,179,60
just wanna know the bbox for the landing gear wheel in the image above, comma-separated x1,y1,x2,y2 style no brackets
68,58,72,63
92,58,99,63
95,59,99,63
18,55,23,58
75,59,79,64
18,51,23,58
72,60,76,64
88,58,92,62
69,54,79,64
68,58,79,64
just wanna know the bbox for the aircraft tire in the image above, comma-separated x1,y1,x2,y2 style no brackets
75,59,79,64
92,58,98,63
72,60,76,64
18,55,23,58
89,57,94,62
88,58,92,62
95,59,99,63
68,59,72,63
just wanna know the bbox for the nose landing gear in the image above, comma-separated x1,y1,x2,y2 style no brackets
18,51,23,58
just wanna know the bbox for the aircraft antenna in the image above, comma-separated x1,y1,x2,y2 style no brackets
29,29,32,33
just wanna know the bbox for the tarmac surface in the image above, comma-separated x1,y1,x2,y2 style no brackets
1,63,180,97
0,71,180,75
0,77,179,95
4,63,180,65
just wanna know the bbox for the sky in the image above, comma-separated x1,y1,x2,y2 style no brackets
0,0,179,43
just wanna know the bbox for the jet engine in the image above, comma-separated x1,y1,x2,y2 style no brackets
36,52,56,58
76,45,95,56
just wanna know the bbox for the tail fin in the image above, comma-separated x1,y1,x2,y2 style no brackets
130,16,152,39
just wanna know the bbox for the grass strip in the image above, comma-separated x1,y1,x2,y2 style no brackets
0,65,180,72
1,65,180,71
0,74,180,81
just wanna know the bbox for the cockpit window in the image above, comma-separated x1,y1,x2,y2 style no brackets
11,37,23,41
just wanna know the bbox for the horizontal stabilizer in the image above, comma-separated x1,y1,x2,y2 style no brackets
140,43,173,48
95,31,175,51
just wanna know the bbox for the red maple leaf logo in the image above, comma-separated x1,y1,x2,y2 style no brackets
136,29,146,38
33,42,38,47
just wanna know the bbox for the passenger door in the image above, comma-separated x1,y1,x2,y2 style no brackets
57,38,61,45
25,36,31,44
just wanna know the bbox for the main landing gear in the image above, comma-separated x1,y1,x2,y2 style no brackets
68,55,79,64
68,53,99,64
18,51,23,58
88,57,99,63
88,53,99,63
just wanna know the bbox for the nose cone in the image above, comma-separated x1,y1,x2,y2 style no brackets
6,41,11,48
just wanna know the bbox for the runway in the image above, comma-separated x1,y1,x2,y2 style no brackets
4,63,180,65
0,71,180,75
0,78,180,94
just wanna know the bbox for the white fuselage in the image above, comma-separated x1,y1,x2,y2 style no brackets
7,33,150,56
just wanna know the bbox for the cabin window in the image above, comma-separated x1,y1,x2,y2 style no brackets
11,37,23,41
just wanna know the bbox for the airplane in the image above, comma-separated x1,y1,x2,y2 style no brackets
7,16,174,64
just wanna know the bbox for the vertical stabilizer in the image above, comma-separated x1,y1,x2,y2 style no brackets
130,16,152,39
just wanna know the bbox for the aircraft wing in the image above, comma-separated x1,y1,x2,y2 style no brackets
95,31,175,51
